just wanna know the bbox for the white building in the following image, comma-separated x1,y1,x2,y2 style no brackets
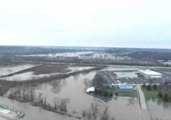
86,87,95,93
138,69,162,79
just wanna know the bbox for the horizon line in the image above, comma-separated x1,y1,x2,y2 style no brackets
0,44,171,50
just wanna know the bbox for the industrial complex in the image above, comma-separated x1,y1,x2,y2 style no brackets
87,68,163,94
138,69,162,79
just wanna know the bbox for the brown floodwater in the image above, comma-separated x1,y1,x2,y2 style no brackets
34,72,97,113
147,100,171,120
33,71,140,120
3,67,171,120
0,97,77,120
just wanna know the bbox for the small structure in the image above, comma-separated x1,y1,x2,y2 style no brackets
138,69,162,79
117,82,135,90
86,87,95,93
0,105,25,119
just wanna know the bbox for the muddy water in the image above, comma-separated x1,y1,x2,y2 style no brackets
147,100,171,120
34,72,97,113
0,97,77,120
2,69,146,120
3,66,94,81
2,66,171,120
108,97,139,120
33,71,140,120
0,64,36,76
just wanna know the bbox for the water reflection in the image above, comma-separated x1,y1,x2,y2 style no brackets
108,97,139,120
31,72,97,113
147,98,171,109
73,74,79,81
92,94,113,102
50,79,66,94
147,100,171,120
127,97,135,105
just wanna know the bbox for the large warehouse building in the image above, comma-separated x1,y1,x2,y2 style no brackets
138,69,162,79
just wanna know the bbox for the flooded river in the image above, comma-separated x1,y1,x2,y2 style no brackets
32,71,140,120
2,68,171,120
34,72,97,113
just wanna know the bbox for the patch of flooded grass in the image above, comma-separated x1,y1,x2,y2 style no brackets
116,90,137,97
142,88,159,100
0,64,37,76
142,85,171,103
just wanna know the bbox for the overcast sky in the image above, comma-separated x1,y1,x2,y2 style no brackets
0,0,171,48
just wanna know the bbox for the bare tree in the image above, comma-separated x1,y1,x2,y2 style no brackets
100,107,110,120
90,103,99,120
82,103,99,120
59,98,70,113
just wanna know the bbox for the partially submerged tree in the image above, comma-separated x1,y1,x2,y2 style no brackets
82,103,114,120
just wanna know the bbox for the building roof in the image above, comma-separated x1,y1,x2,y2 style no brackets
86,87,95,93
139,69,162,76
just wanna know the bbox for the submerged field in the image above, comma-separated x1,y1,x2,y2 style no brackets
0,64,37,76
0,64,94,81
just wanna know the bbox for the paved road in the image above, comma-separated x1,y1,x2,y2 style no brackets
136,84,147,110
136,84,153,120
